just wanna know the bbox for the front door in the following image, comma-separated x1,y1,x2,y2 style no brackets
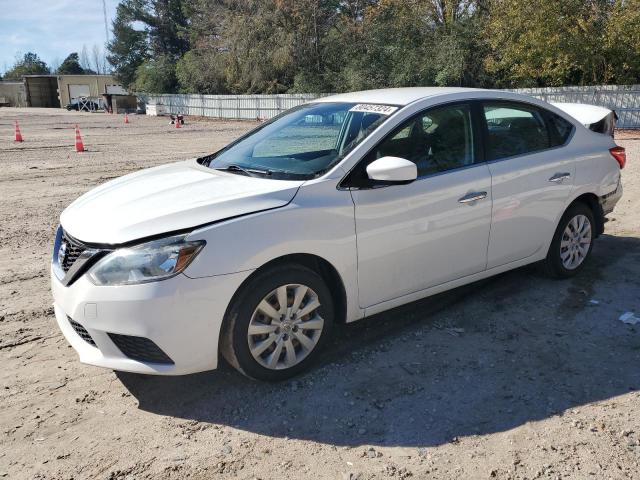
348,103,493,308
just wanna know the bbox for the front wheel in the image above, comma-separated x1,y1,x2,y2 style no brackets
543,202,595,278
220,264,334,381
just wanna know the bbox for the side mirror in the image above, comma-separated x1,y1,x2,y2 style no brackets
366,156,417,184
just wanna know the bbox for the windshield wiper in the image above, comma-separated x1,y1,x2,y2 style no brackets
213,164,271,177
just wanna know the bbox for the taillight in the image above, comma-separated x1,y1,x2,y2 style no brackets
609,146,626,169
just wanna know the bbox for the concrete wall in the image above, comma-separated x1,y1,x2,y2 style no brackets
0,81,27,107
57,75,119,106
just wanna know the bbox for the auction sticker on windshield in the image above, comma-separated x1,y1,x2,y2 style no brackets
349,104,398,115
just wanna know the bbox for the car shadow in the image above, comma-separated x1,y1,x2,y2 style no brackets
117,233,640,448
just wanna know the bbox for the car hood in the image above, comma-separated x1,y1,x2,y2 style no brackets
60,159,303,244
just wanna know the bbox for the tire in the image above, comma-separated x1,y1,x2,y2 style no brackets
220,264,334,381
543,202,596,278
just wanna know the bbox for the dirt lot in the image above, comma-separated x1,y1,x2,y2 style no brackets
1,108,639,480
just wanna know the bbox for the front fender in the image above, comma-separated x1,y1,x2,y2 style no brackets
183,179,362,323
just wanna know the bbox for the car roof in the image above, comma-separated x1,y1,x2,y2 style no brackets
313,87,585,131
316,87,487,106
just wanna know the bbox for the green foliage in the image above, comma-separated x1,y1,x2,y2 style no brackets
57,53,85,74
134,55,177,92
107,1,149,88
107,0,189,90
4,52,49,80
337,0,436,90
107,0,640,94
218,1,295,93
484,0,640,87
433,18,490,87
604,0,640,84
175,50,228,94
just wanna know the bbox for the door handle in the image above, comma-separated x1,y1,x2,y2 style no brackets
549,172,571,183
458,191,488,204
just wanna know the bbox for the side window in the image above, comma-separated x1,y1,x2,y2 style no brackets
482,103,550,160
545,111,574,146
368,104,475,177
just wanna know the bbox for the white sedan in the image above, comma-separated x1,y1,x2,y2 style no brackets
51,87,625,380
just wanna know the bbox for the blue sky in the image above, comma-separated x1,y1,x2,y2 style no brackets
0,0,118,75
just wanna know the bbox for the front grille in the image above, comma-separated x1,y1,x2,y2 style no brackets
68,318,96,347
108,333,174,364
60,232,87,273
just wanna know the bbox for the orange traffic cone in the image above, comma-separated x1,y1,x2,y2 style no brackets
75,125,85,152
124,113,129,124
14,121,23,142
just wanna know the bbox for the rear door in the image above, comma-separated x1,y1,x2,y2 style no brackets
481,101,576,268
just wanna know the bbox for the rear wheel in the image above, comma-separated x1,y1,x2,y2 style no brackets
543,202,595,278
220,264,334,381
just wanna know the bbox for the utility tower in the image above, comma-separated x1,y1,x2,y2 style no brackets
103,0,109,44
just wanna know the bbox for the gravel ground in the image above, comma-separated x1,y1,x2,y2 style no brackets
1,108,639,480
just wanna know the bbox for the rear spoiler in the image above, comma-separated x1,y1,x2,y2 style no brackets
552,103,617,137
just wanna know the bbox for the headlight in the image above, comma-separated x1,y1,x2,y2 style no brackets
88,235,205,286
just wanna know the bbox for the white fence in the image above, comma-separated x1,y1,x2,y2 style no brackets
141,93,329,120
511,85,640,129
141,85,640,128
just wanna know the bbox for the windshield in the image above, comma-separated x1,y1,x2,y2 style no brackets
202,102,397,180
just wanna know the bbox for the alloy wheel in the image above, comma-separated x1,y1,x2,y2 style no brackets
560,214,592,270
247,284,324,370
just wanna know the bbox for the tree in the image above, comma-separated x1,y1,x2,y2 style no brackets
316,0,491,92
145,0,190,58
274,0,342,92
80,45,91,72
335,0,437,90
603,0,640,84
91,44,109,74
107,0,189,91
175,0,229,93
106,0,640,93
107,1,150,88
49,57,62,74
431,8,491,87
181,0,297,94
483,0,622,87
4,52,49,80
176,49,228,94
220,1,296,93
57,53,85,74
134,55,177,92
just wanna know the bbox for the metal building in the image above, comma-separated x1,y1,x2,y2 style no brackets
1,74,124,109
56,74,121,107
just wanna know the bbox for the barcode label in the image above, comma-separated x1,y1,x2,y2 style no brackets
349,104,398,115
